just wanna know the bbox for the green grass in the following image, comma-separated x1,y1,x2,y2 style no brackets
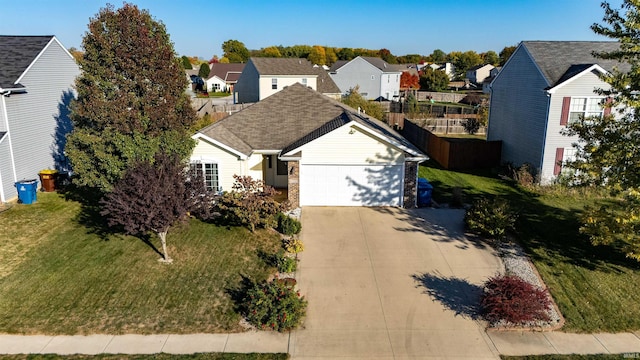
0,355,288,360
420,163,640,332
0,192,281,335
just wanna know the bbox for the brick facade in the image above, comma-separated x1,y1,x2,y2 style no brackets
287,161,300,208
403,161,418,208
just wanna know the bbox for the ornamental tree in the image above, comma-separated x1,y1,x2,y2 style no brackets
563,0,640,260
66,3,197,192
100,153,211,262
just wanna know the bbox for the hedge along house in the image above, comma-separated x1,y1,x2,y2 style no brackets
0,35,80,202
191,83,427,207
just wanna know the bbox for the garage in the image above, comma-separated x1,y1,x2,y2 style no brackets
299,164,403,206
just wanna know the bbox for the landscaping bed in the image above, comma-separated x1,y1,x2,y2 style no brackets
420,163,640,332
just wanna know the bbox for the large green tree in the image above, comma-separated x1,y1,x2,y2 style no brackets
563,0,640,260
499,45,517,66
419,67,450,91
222,39,250,63
66,3,197,191
341,86,385,120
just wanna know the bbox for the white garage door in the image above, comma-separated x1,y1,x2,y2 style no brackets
299,164,403,206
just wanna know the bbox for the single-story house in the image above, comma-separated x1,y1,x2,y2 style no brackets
0,35,80,202
191,83,427,207
205,63,244,93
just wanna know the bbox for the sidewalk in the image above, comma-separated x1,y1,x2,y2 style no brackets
487,330,640,356
0,332,290,355
2,331,640,357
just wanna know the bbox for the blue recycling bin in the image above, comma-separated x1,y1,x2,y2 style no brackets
15,179,38,204
417,178,433,207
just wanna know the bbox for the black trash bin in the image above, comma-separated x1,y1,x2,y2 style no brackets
417,178,433,207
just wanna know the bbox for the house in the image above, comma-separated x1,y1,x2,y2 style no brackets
482,67,501,93
0,35,80,202
420,62,456,80
329,56,402,100
466,64,495,85
205,63,244,93
191,83,427,207
487,41,626,183
234,57,341,103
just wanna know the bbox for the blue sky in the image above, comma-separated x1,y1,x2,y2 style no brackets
0,0,623,59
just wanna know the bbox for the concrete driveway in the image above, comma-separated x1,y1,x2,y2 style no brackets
290,207,503,359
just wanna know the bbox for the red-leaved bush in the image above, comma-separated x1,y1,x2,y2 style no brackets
481,275,552,324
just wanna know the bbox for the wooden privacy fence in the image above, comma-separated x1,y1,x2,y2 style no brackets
400,120,501,170
410,118,486,135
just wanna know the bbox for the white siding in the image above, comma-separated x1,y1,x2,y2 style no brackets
0,140,15,201
246,153,264,181
190,138,246,192
297,124,405,165
379,72,401,100
488,45,550,172
258,76,317,100
4,39,79,198
206,75,226,92
540,70,610,182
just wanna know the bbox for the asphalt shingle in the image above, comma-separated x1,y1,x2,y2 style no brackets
0,35,54,89
522,41,629,87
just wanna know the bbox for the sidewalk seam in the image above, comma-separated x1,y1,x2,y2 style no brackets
160,334,170,353
593,334,612,354
39,336,55,354
542,333,560,354
221,334,230,353
102,335,115,354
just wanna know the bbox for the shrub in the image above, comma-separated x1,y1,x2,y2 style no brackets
462,118,481,135
464,197,517,240
283,237,304,253
216,175,285,232
276,212,302,235
273,250,297,273
243,279,307,331
481,274,551,324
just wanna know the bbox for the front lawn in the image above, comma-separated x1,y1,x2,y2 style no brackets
420,163,640,332
0,192,281,335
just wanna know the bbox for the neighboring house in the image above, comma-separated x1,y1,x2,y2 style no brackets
0,35,80,202
482,67,501,94
420,62,456,80
191,83,427,207
466,64,495,85
487,41,626,183
329,56,402,100
234,57,341,103
205,63,244,93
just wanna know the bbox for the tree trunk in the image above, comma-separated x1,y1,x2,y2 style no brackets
158,230,171,262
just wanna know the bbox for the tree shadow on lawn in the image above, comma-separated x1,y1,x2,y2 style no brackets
425,166,639,273
412,271,483,320
59,183,164,258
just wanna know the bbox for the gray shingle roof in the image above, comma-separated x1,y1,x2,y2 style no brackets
329,60,348,72
315,67,341,94
250,57,319,76
0,35,54,89
208,63,245,81
522,41,629,87
197,83,422,157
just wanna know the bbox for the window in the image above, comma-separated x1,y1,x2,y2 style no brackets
190,161,220,192
301,78,307,85
213,83,221,91
272,78,278,90
371,75,375,80
276,159,287,176
569,97,604,123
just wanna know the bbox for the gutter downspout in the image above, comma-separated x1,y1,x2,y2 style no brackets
1,90,18,202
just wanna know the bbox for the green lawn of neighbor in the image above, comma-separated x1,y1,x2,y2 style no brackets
501,355,627,360
420,162,640,332
0,192,281,335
